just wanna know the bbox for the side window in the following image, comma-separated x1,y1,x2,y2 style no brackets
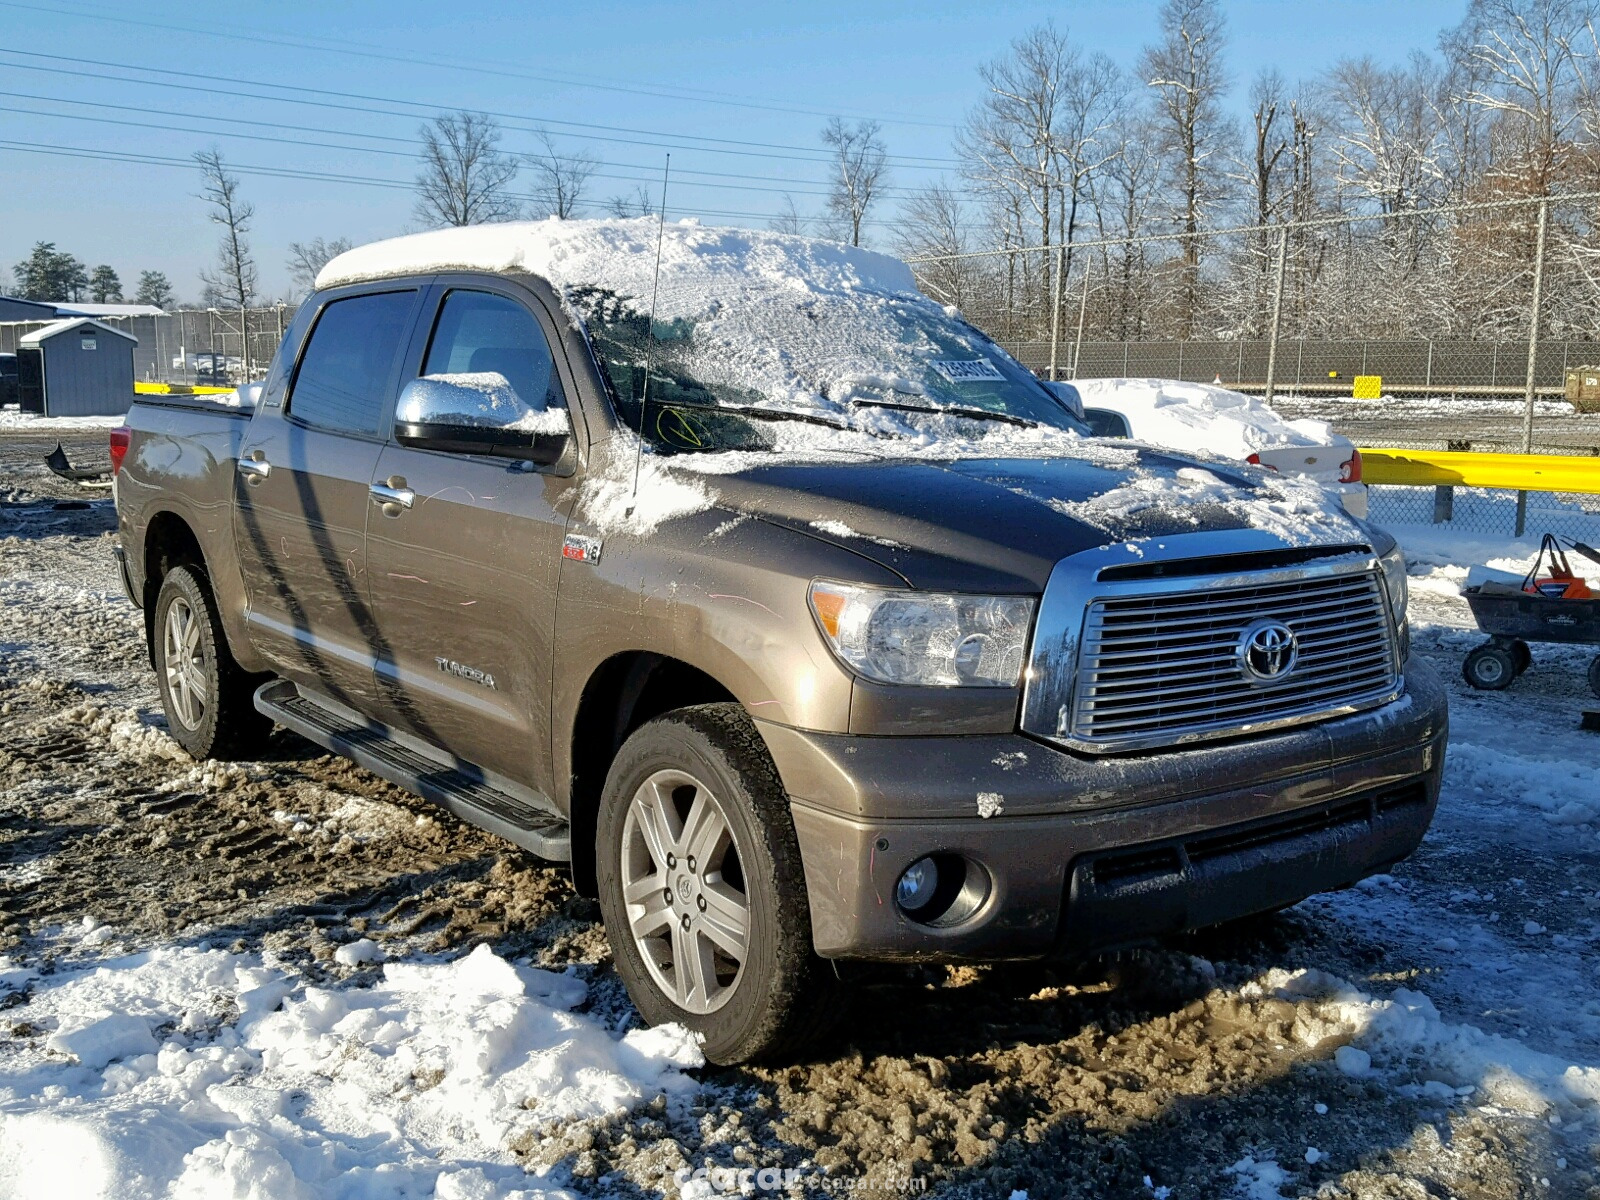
1083,408,1131,439
421,290,565,411
288,290,415,435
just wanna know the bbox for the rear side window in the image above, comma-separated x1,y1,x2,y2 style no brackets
289,290,415,435
421,290,565,410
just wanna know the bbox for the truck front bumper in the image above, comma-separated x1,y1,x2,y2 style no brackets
760,657,1447,961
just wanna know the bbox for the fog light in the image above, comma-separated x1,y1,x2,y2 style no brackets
896,857,940,913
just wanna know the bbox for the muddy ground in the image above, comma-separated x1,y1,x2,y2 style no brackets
1,429,1594,1199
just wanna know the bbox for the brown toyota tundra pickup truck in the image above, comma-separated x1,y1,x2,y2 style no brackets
112,221,1447,1063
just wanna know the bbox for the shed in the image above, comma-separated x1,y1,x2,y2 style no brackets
16,318,136,416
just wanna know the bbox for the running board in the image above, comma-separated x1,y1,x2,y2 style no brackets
254,679,570,862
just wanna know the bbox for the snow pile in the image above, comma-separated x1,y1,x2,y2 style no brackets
0,407,126,430
1074,378,1333,459
1241,967,1600,1117
0,941,701,1200
38,702,187,766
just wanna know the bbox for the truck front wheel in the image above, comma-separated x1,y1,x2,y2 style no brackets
595,703,838,1064
152,565,270,760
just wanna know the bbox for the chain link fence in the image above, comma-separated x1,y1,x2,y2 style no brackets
0,305,297,387
907,191,1600,543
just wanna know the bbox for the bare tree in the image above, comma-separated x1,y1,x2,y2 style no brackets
1453,0,1596,192
768,194,806,235
1324,55,1447,212
821,117,889,246
414,111,521,228
1141,0,1231,338
196,148,258,377
528,130,597,219
1088,108,1164,338
896,182,975,307
604,186,655,218
959,26,1075,319
286,237,353,297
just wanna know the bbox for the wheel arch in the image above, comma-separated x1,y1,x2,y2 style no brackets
141,509,208,664
565,651,737,896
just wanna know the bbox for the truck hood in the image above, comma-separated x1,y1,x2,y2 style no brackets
698,448,1369,592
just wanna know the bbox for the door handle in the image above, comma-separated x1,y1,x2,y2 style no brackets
237,457,271,482
370,481,415,512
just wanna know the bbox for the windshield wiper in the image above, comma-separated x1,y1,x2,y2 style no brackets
849,397,1039,429
658,399,871,435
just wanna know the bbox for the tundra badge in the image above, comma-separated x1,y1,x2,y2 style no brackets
436,658,497,690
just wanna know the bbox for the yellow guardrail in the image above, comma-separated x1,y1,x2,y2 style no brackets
1362,448,1600,496
134,381,235,396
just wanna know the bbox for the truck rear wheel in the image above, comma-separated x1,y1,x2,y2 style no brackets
153,565,270,760
595,703,838,1064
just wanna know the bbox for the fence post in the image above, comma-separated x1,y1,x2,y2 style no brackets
1425,341,1433,394
1047,244,1066,382
1515,197,1550,539
1070,269,1090,380
1264,226,1288,405
1435,439,1471,524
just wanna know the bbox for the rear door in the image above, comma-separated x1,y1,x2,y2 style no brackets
362,281,580,789
232,286,423,711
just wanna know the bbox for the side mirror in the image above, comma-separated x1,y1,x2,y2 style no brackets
393,374,570,465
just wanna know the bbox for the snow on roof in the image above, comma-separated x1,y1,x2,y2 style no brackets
54,301,167,318
315,218,921,310
18,317,138,346
1073,377,1334,459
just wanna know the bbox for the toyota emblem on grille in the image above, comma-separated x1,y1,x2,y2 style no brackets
1238,619,1299,681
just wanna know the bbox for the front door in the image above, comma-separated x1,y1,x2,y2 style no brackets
364,286,576,787
232,287,421,712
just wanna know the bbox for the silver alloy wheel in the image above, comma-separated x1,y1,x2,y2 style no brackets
163,597,207,730
620,768,751,1015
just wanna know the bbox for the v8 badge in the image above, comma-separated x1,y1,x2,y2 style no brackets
562,533,603,564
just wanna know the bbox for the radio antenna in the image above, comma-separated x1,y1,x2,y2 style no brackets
625,154,670,517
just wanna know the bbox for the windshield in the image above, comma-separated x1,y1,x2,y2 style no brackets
569,282,1087,454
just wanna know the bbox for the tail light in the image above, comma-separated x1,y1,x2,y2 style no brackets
1340,448,1363,483
1245,453,1279,472
109,426,131,475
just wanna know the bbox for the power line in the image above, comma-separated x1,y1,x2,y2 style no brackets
0,137,906,228
0,102,862,199
0,89,934,198
0,0,956,130
0,49,960,170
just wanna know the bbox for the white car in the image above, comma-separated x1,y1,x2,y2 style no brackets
1050,377,1368,519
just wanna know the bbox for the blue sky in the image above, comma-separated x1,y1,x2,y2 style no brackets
0,0,1467,301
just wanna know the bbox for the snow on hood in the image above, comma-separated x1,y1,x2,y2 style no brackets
315,218,920,308
1074,377,1336,460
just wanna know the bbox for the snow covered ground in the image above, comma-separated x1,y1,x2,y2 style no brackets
0,404,127,431
3,433,1600,1198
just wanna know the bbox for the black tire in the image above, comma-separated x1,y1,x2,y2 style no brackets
1589,654,1600,701
152,564,271,760
595,703,838,1064
1511,640,1533,676
1463,643,1517,691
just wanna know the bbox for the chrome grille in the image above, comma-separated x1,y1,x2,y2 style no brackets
1068,570,1397,749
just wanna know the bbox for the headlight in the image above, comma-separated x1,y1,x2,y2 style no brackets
808,581,1035,687
1378,541,1410,660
